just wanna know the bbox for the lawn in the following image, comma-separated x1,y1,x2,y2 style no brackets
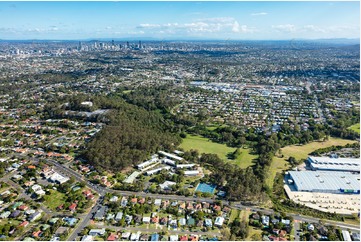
180,134,257,169
266,137,357,188
348,123,360,134
227,209,240,225
43,189,66,210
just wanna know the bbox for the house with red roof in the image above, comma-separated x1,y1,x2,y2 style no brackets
18,221,29,228
107,233,119,241
69,203,77,212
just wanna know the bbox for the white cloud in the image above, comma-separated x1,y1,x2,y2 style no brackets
136,17,257,36
272,24,296,33
251,12,268,16
138,23,161,28
302,25,326,33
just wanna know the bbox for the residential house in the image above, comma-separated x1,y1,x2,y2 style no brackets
140,234,149,241
18,221,29,228
121,197,128,207
0,211,11,219
10,210,21,218
214,217,224,227
150,233,159,241
134,215,142,224
55,227,69,237
169,235,178,241
81,235,93,241
63,217,78,226
107,233,118,241
130,232,141,241
262,216,270,227
109,196,118,202
93,206,107,220
106,213,115,221
154,199,162,206
179,218,186,226
205,218,212,227
180,235,188,241
160,217,168,225
143,216,151,224
29,211,42,222
125,215,133,225
89,228,106,236
32,230,42,238
19,205,29,211
115,212,123,221
131,197,138,204
121,232,131,240
187,217,195,227
69,203,77,212
281,219,290,226
151,216,159,224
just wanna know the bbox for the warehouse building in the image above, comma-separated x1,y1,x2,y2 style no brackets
307,156,360,173
288,171,360,194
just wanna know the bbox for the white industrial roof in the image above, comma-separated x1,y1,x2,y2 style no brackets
289,171,360,192
308,156,360,172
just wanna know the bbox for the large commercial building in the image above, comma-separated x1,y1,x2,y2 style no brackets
307,156,360,172
288,171,360,194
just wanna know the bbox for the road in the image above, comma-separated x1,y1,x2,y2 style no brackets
97,224,220,236
293,219,300,241
67,197,102,241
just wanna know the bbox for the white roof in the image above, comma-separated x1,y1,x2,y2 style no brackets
170,235,178,241
124,171,141,183
159,151,183,161
143,217,151,222
308,156,360,172
81,235,93,241
289,171,360,192
50,172,69,184
215,216,224,226
184,170,199,175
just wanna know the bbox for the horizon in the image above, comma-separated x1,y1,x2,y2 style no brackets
0,1,359,40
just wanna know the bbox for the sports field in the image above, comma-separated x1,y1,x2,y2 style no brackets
266,137,357,187
348,123,360,134
195,183,216,194
180,134,257,168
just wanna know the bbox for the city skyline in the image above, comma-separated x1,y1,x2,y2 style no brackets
0,1,360,40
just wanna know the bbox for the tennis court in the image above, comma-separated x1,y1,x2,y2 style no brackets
195,183,216,194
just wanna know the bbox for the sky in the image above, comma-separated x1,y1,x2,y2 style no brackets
0,1,359,40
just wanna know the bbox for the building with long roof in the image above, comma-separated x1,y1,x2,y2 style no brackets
288,171,360,194
307,156,360,173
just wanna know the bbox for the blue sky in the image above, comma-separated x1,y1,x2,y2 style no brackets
0,1,359,40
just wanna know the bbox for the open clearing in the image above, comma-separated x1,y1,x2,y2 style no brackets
348,123,360,134
43,189,66,210
180,134,257,169
266,137,357,188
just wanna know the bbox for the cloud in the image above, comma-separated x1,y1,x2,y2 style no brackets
138,23,161,28
251,12,268,16
137,17,257,35
272,24,296,33
302,25,326,33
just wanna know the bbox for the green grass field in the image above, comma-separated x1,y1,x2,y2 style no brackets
228,209,240,225
43,189,66,210
348,123,360,134
266,137,357,188
180,134,257,169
